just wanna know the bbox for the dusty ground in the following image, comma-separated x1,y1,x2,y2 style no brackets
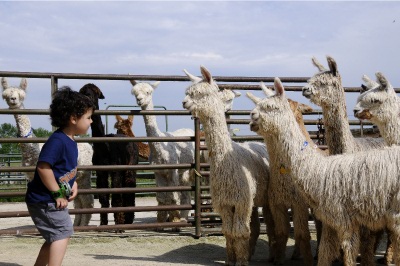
0,198,390,266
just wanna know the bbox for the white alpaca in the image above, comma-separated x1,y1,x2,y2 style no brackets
301,56,386,264
248,77,400,266
354,72,400,264
130,80,195,223
1,77,94,226
182,66,273,265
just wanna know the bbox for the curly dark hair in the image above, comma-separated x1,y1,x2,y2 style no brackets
50,86,95,129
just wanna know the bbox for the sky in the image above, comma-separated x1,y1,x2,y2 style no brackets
0,1,399,137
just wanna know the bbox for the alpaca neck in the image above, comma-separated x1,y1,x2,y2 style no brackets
13,104,33,138
200,110,233,162
91,113,105,137
321,95,355,154
141,101,163,138
375,113,400,146
262,118,322,205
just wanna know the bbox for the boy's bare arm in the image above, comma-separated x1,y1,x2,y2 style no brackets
37,161,69,209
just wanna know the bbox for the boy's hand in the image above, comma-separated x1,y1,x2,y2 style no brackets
55,197,69,209
68,182,78,202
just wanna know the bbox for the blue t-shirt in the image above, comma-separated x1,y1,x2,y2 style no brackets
25,129,78,204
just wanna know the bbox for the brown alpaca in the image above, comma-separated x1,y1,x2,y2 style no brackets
114,115,150,160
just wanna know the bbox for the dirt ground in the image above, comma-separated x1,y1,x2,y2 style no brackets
0,198,390,266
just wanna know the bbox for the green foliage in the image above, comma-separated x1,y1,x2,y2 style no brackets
0,123,52,155
0,123,19,154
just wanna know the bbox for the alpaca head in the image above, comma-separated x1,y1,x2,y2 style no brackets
1,77,28,109
218,89,241,112
182,66,226,118
302,56,343,107
247,78,293,135
353,72,398,123
130,80,160,108
79,83,105,110
114,114,135,137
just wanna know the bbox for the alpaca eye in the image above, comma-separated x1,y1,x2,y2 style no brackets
371,99,381,104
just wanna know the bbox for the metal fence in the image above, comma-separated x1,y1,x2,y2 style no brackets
0,70,387,238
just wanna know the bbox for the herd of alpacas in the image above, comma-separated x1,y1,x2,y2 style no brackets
2,55,400,266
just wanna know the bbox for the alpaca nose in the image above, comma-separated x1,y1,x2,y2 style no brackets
353,108,360,117
250,110,259,120
10,97,16,101
302,86,311,97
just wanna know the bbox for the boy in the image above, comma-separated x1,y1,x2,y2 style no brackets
25,86,95,266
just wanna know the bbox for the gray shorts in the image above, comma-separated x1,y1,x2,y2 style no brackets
27,202,74,243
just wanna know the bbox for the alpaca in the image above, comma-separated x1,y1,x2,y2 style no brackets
301,56,386,265
354,72,400,264
248,77,400,266
130,80,195,224
114,114,150,161
182,66,273,265
79,83,139,226
1,77,94,226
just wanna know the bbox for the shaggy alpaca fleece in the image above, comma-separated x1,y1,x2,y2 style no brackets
355,72,400,146
183,66,272,266
130,80,195,223
353,72,400,264
302,56,388,265
249,77,400,266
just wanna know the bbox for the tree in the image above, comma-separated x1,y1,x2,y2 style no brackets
0,123,19,154
0,123,52,154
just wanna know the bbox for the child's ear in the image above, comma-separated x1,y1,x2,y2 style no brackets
70,115,78,125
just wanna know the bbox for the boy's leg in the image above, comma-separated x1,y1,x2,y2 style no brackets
34,238,69,266
34,242,50,266
48,238,70,266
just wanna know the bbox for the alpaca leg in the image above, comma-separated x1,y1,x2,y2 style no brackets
76,172,94,226
219,206,236,265
80,193,94,226
291,205,313,266
122,170,136,224
311,209,323,260
234,237,250,266
262,204,277,262
111,171,124,225
232,204,252,264
318,225,340,266
155,174,169,223
249,207,260,258
269,203,290,265
73,195,82,226
339,227,359,266
167,170,181,223
359,227,380,266
386,217,400,266
96,170,110,225
225,235,236,266
383,230,394,265
178,170,192,222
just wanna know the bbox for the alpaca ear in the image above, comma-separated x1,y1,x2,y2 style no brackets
1,77,8,90
246,92,262,104
151,81,160,89
233,90,241,98
130,80,137,86
183,69,202,83
375,72,389,91
19,78,27,91
116,115,122,122
360,84,369,93
361,74,378,90
311,57,327,72
260,82,274,97
274,77,285,97
128,115,134,122
200,66,214,85
326,56,338,77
